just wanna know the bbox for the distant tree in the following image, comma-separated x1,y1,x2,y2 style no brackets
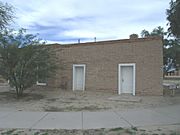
167,0,180,38
0,1,14,30
141,26,166,38
0,29,56,98
140,26,180,69
151,26,166,37
141,27,168,65
141,30,150,37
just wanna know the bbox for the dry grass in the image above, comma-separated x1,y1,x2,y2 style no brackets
0,124,180,135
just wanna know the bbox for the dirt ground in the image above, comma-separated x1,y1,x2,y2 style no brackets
0,124,180,135
0,80,180,134
0,82,180,112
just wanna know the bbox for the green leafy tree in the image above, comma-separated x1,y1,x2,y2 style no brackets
164,39,180,65
167,0,180,38
166,0,180,72
0,29,56,97
0,1,14,30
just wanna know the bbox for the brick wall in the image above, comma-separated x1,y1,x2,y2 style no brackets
48,36,163,96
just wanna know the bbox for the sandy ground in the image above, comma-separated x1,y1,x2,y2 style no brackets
0,84,180,112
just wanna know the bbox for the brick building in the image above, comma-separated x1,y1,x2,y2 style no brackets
47,35,163,96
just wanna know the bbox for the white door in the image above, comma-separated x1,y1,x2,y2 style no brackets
121,66,133,93
74,66,84,90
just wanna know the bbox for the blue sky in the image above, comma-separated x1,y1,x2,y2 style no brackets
5,0,170,44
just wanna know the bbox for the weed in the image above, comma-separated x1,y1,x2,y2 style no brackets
125,129,135,135
2,129,16,135
33,132,40,135
140,133,147,135
139,129,146,132
97,132,105,135
170,132,180,135
131,126,138,131
109,127,124,131
41,133,48,135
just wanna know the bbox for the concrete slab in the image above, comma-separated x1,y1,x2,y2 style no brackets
108,95,142,102
0,112,48,128
0,112,12,118
0,105,179,130
32,112,82,129
83,111,131,129
116,109,179,127
153,105,180,121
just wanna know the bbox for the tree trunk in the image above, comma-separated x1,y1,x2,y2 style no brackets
15,86,23,98
15,87,19,98
19,87,24,97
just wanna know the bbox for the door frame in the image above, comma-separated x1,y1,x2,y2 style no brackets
118,63,136,95
73,64,86,91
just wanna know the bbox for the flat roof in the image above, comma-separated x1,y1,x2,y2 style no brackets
46,36,162,48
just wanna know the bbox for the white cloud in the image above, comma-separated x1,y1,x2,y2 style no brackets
5,0,170,43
